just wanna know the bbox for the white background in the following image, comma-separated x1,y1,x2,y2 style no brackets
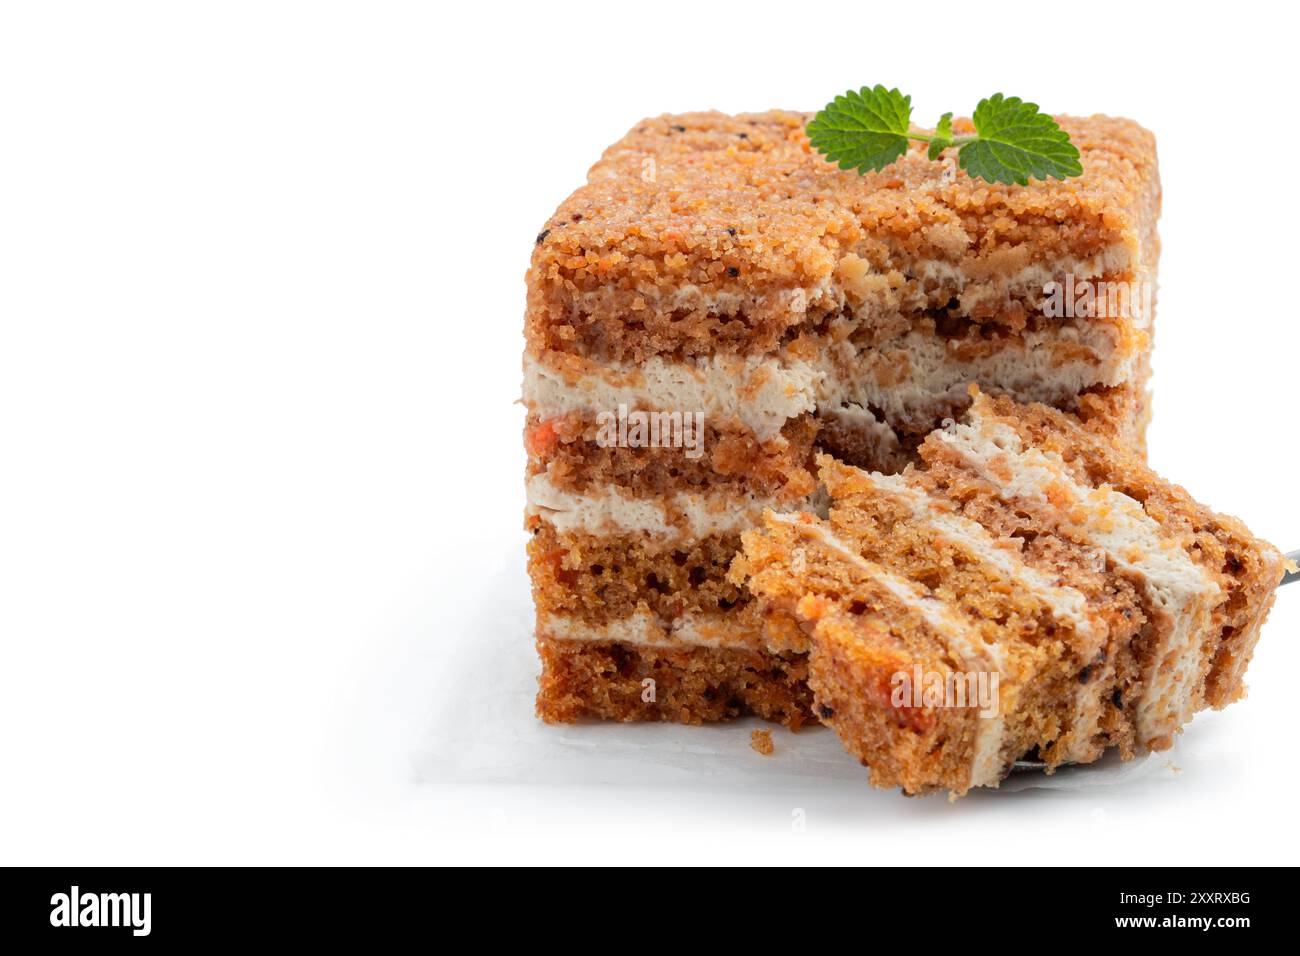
2,1,1296,865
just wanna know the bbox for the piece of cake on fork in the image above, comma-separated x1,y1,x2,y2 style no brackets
524,109,1162,728
734,389,1284,796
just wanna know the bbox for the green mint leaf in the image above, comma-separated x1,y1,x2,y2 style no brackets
926,112,953,161
958,94,1083,185
807,85,912,174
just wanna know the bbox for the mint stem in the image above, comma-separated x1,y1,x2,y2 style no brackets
904,132,975,147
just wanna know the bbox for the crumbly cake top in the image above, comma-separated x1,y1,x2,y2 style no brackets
531,110,1158,299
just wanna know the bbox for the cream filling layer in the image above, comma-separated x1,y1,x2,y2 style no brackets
523,353,820,443
913,247,1146,325
539,609,768,652
819,323,1137,430
935,414,1222,748
525,317,1138,442
526,473,794,539
769,512,1006,790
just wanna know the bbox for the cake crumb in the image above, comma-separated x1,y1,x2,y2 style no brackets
750,729,774,756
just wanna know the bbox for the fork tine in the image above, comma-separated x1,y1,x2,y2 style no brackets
1283,551,1300,588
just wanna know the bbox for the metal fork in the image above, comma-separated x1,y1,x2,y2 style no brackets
1012,549,1300,773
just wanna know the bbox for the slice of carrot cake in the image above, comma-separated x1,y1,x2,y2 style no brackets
526,110,1161,728
734,389,1284,795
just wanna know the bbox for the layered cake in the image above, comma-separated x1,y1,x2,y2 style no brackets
525,109,1161,727
734,389,1285,795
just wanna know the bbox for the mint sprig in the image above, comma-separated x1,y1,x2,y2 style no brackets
807,87,1082,186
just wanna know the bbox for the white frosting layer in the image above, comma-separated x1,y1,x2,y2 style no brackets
935,414,1222,748
819,322,1137,430
770,513,1006,789
526,473,793,539
540,610,766,651
525,313,1140,442
914,246,1144,324
523,354,820,443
